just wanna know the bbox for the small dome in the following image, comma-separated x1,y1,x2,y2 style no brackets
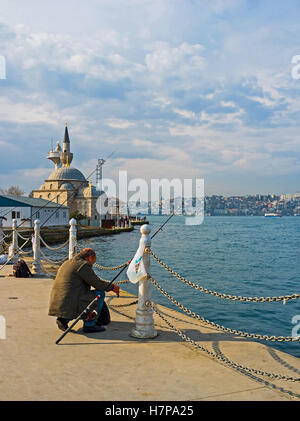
79,186,104,197
47,166,86,182
60,183,75,190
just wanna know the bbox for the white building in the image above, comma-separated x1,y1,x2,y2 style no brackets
0,195,70,227
280,193,300,201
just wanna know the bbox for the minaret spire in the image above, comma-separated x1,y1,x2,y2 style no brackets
63,122,70,144
60,122,73,166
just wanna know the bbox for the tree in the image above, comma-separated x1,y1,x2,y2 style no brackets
0,185,25,196
70,210,86,224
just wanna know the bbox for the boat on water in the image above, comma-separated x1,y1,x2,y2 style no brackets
264,213,282,218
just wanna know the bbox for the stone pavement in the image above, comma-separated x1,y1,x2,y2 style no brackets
0,264,300,401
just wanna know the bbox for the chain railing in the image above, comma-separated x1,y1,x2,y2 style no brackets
0,237,32,267
109,299,138,308
39,235,69,251
94,262,129,271
40,247,69,265
17,231,32,241
74,238,129,271
148,276,300,343
3,232,12,241
146,301,300,383
146,248,300,304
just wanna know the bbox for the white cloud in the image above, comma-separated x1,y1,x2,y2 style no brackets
173,108,196,120
106,119,136,129
131,139,154,148
145,42,206,85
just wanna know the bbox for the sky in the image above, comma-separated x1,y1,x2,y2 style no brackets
0,0,300,196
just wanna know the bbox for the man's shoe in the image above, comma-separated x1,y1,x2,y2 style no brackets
83,325,106,333
56,318,69,331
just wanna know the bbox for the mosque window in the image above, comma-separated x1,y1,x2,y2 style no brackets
48,193,51,198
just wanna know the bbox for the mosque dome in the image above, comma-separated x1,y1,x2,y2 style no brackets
79,185,103,197
60,182,75,190
47,166,86,182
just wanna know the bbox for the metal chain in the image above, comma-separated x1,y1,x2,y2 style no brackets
39,234,69,251
19,249,33,256
75,237,129,271
18,237,31,250
40,248,68,264
3,232,12,240
96,275,130,286
146,248,300,304
146,301,300,382
17,231,31,241
115,280,130,285
148,276,300,343
74,238,83,252
109,300,138,308
0,237,31,269
94,261,129,271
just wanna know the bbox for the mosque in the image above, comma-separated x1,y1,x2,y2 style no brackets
32,124,104,225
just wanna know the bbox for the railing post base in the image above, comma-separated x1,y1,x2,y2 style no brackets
131,309,158,339
32,219,45,277
8,219,18,264
0,218,4,255
130,224,157,340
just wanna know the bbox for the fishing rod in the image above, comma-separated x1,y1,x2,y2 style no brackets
55,213,175,344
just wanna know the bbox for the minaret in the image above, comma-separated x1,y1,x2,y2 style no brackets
60,122,73,167
47,141,62,169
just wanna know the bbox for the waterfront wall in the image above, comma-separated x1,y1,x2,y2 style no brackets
3,225,134,248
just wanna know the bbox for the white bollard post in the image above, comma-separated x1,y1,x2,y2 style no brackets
32,219,44,276
131,224,158,339
69,218,77,259
8,219,19,264
0,218,4,254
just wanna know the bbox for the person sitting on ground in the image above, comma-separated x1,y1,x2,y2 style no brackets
48,248,120,333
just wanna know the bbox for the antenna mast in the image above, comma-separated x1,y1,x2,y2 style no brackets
96,159,106,191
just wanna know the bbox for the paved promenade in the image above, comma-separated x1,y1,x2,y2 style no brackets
0,264,300,401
